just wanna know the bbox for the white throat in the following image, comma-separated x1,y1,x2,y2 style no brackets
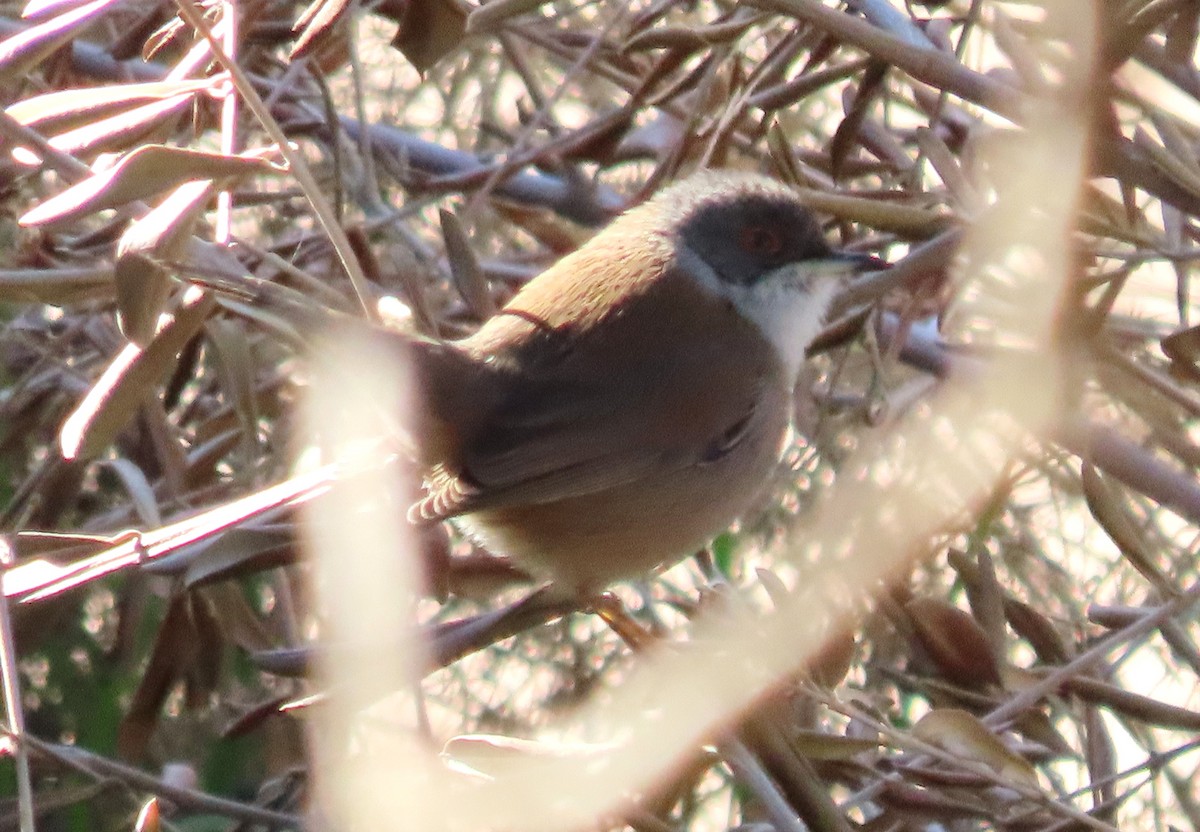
678,247,840,379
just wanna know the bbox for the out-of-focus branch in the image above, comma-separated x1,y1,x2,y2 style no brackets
878,313,1200,525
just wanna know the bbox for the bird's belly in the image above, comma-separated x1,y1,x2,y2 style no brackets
459,419,788,594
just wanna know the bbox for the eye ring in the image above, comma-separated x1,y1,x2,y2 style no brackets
739,225,784,257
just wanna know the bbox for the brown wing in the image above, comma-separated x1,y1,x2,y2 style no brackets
413,374,678,522
412,270,778,522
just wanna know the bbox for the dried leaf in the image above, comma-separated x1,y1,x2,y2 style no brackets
0,0,119,81
914,126,978,209
766,119,810,188
3,78,215,133
112,253,171,347
646,52,716,108
117,180,213,261
0,266,114,304
749,57,873,112
1082,706,1117,813
1003,598,1071,664
391,0,468,73
629,45,694,104
60,291,216,461
118,594,204,761
183,427,243,488
114,180,212,345
291,0,352,60
905,597,1002,687
102,458,161,527
1081,462,1176,596
1067,676,1200,730
829,59,888,181
439,208,495,319
912,709,1040,789
491,199,594,254
622,15,756,53
14,93,195,164
789,730,881,760
20,145,283,228
795,188,954,237
147,526,300,588
203,317,260,458
1011,707,1076,757
555,109,634,165
877,779,994,819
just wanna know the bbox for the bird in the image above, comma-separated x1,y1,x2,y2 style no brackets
396,171,877,596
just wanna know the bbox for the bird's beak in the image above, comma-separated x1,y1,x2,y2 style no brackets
829,250,888,272
785,250,886,290
824,251,890,319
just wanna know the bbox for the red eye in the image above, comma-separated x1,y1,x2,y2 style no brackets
739,225,784,256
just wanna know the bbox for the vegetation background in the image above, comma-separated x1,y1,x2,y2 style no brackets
0,0,1198,829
